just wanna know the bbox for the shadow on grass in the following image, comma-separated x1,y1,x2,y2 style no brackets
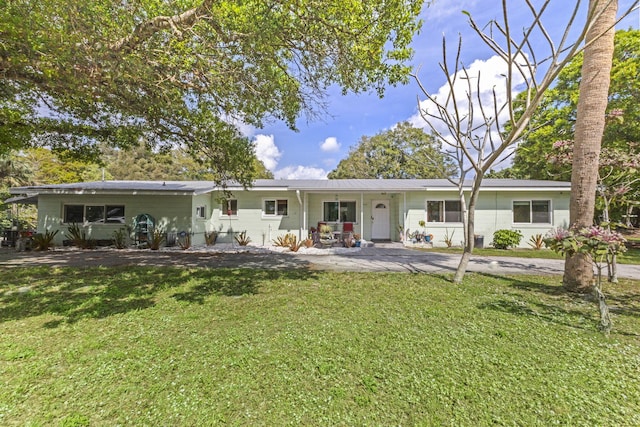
475,274,592,329
170,269,314,304
0,266,317,327
477,275,640,336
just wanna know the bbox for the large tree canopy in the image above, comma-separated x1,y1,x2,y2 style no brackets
328,122,455,179
490,29,640,182
0,0,424,185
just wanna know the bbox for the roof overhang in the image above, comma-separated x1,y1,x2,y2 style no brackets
4,194,38,205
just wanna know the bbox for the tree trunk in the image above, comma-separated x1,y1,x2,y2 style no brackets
453,175,482,283
563,0,617,292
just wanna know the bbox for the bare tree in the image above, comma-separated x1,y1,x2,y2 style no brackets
563,0,618,292
414,0,636,283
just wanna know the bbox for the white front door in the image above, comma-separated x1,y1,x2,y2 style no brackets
371,200,390,240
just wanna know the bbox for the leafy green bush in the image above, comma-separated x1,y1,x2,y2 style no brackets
491,229,523,249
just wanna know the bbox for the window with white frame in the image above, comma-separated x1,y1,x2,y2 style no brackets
426,200,462,223
221,199,237,216
264,199,288,216
323,201,356,222
513,200,551,224
63,204,125,223
196,205,207,219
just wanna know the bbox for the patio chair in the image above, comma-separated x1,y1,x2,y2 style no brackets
342,222,354,242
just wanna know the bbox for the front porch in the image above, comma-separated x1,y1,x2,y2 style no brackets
298,191,408,243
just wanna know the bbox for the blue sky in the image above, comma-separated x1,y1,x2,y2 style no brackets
249,0,639,179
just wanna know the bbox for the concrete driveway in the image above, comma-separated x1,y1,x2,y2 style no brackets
2,243,639,279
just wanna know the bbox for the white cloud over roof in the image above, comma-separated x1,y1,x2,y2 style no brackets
273,165,328,180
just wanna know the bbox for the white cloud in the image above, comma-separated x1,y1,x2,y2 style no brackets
320,136,340,152
274,165,328,180
253,134,282,171
409,53,530,149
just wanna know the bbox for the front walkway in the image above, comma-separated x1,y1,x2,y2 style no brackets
2,244,639,279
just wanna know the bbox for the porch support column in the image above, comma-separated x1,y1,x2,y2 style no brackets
304,192,308,236
403,192,407,240
360,192,364,238
296,190,304,240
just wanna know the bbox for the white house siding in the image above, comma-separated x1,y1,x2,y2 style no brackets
37,193,193,245
22,180,571,249
208,190,302,245
402,190,570,248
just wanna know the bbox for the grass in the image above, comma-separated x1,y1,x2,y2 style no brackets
421,246,640,264
1,266,640,425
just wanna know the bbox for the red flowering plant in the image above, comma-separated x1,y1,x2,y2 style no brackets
544,226,627,333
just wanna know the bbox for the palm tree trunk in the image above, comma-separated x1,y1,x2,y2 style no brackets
563,0,617,292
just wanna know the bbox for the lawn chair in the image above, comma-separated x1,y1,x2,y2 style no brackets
342,222,354,243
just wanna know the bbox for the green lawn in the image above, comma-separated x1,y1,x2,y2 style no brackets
1,267,639,425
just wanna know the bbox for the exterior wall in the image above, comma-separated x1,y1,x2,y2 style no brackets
403,190,570,248
37,193,193,245
33,186,570,249
207,190,302,245
405,190,465,247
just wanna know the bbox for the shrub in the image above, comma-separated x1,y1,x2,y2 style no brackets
492,229,523,249
148,228,165,250
33,230,59,251
274,233,303,251
235,231,251,246
66,223,96,249
443,228,455,247
204,231,218,246
273,234,295,247
113,228,128,249
178,232,191,250
528,233,544,250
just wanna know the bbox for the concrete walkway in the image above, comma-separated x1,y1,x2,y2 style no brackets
2,243,639,279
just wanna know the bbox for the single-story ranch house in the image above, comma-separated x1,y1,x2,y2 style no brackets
9,179,570,248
